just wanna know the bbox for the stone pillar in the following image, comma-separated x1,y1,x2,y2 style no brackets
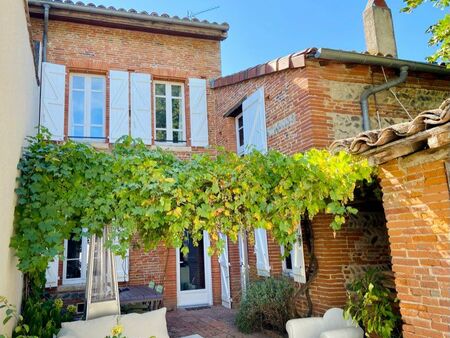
363,0,398,57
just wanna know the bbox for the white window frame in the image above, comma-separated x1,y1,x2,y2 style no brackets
280,245,294,278
69,73,106,141
153,81,186,146
236,112,245,155
62,235,89,285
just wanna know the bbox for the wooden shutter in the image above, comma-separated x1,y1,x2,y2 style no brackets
238,231,249,295
130,73,152,145
218,233,231,308
40,62,65,141
254,228,270,277
109,70,129,143
292,227,306,283
189,78,209,147
115,249,129,282
243,87,267,154
45,257,59,288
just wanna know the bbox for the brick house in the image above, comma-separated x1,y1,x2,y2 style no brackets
29,0,228,311
28,0,450,320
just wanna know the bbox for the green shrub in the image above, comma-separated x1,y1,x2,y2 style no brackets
12,297,75,338
344,268,402,338
235,277,295,334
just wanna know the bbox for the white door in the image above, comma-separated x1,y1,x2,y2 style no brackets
218,233,231,308
176,231,212,307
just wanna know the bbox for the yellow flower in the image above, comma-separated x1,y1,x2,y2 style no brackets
111,324,123,336
54,298,63,309
67,305,77,313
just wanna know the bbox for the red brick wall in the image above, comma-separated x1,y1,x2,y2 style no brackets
379,152,450,338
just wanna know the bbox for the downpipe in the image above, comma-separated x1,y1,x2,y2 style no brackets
360,66,409,131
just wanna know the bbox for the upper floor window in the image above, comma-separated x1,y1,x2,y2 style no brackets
154,82,185,144
236,113,245,155
69,74,106,140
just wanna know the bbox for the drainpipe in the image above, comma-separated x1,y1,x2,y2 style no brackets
38,3,50,132
360,65,409,131
42,3,50,62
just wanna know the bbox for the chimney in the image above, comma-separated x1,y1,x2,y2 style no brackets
363,0,398,57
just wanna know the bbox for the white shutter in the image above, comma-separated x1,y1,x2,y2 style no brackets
40,62,65,141
109,70,129,143
292,227,306,283
115,249,129,282
243,87,267,154
218,233,231,308
189,78,209,147
131,73,152,145
254,228,270,277
45,257,59,288
238,231,249,295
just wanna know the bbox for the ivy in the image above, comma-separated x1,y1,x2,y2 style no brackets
11,131,373,285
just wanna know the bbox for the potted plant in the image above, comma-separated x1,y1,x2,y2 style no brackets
344,268,402,338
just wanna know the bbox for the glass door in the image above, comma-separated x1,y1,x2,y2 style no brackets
176,231,212,307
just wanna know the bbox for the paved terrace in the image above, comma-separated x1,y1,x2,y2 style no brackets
166,306,281,338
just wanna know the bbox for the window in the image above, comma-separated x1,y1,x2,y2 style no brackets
69,74,106,140
63,234,89,284
236,113,245,155
154,82,185,144
280,246,294,277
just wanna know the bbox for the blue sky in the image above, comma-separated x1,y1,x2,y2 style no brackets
88,0,443,76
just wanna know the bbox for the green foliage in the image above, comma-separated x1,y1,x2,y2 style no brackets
12,297,74,338
402,0,449,65
344,269,401,338
235,277,295,334
0,296,36,338
11,132,373,290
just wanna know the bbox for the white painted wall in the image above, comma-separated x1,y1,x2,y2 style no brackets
0,0,39,334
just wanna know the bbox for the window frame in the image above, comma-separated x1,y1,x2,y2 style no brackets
68,73,106,141
153,80,186,146
62,235,89,285
235,112,245,155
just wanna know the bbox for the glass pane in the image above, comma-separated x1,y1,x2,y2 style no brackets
173,131,182,143
155,84,166,96
156,130,166,141
73,126,84,137
90,91,104,125
72,76,85,90
180,234,205,291
239,128,244,147
238,116,243,128
72,91,85,125
155,97,166,128
172,99,181,129
90,126,103,138
285,253,292,270
91,77,104,91
171,85,181,97
67,237,82,259
66,260,81,279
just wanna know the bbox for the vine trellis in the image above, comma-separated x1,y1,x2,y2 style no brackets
11,132,373,298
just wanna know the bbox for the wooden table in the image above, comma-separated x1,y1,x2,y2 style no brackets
119,286,163,311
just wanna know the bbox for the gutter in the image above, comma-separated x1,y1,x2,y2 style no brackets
28,0,229,33
38,3,50,132
314,48,449,131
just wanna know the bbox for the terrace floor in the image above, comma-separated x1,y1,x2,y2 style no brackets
166,306,281,338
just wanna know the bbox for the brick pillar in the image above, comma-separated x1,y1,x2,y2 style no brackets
379,156,450,338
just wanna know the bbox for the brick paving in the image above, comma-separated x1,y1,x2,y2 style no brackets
166,306,280,338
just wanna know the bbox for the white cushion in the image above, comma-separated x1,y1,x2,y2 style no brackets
58,308,169,338
319,327,364,338
121,308,169,338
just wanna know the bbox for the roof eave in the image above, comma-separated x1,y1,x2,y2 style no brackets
28,0,229,41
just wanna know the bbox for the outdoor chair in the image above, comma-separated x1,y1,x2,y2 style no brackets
286,308,363,338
